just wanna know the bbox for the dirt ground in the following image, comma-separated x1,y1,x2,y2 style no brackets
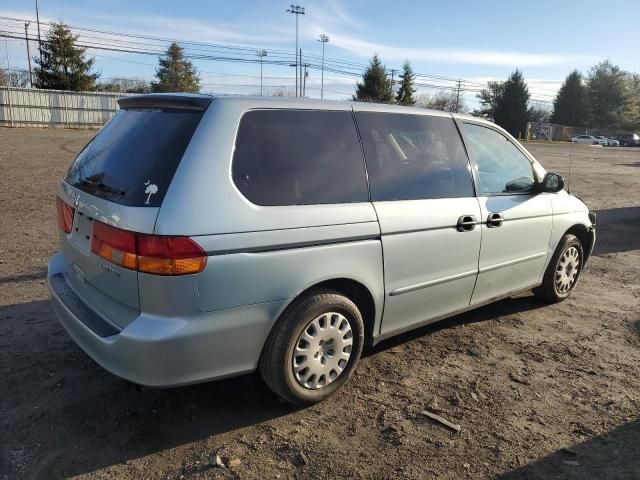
0,127,639,480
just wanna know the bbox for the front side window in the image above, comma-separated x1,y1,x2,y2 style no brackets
462,123,535,195
232,110,368,206
355,112,474,201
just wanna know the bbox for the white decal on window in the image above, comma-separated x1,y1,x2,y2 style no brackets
144,180,159,205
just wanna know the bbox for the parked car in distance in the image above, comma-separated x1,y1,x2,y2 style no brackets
610,133,640,147
571,135,598,145
606,137,620,147
48,95,597,405
594,135,611,146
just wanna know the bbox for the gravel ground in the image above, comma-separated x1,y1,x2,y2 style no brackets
0,127,639,480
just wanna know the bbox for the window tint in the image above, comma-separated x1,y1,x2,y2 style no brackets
355,112,473,201
232,110,368,206
462,123,535,195
66,108,203,207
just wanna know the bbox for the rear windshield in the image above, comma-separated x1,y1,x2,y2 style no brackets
66,108,204,207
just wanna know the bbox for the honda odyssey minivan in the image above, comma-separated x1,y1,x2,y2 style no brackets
48,94,596,405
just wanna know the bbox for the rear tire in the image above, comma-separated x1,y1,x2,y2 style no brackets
534,234,583,303
259,289,364,405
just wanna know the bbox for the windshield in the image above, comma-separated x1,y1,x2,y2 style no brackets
66,107,204,207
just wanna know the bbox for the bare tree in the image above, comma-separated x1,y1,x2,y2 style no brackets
268,87,296,97
529,105,551,123
97,77,151,93
0,68,30,88
416,91,467,113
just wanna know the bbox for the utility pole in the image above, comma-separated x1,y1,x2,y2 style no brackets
257,49,267,96
492,83,497,120
286,5,305,97
299,49,303,97
318,34,329,100
454,79,462,113
390,69,397,97
24,22,33,87
35,0,43,65
303,63,309,97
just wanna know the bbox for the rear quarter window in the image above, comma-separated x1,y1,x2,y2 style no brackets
66,108,204,207
232,109,369,206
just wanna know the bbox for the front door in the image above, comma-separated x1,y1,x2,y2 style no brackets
354,109,481,336
460,122,553,305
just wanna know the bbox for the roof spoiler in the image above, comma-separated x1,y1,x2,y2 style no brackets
118,94,213,111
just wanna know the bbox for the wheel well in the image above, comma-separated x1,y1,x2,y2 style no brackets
299,279,377,346
564,224,593,260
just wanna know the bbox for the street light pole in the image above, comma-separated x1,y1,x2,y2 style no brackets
24,22,33,87
286,5,305,97
318,34,329,100
257,49,267,96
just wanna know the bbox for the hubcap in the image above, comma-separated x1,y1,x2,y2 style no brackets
555,246,580,294
292,312,353,390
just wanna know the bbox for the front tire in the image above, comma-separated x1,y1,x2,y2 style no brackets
534,234,583,303
259,289,364,405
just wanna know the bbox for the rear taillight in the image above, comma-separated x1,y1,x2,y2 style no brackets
56,197,75,234
137,235,207,275
91,221,138,270
90,221,207,275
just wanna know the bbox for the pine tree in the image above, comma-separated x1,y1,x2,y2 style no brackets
395,60,416,106
550,70,589,126
152,43,200,93
354,54,393,103
472,81,504,119
494,70,530,137
34,22,99,91
587,60,629,129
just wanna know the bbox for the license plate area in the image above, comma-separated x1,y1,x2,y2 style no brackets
70,211,94,254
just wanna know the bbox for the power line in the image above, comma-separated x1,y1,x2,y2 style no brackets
0,14,558,102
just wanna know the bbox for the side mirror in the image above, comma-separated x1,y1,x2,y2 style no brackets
538,172,565,193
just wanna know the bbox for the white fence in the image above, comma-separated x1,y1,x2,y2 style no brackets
0,87,131,128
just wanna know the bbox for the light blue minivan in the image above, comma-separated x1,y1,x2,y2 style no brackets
48,94,596,404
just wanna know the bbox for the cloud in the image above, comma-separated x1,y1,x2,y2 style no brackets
85,13,288,48
321,32,590,67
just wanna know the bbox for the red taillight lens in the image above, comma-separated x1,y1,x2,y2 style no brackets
90,221,207,275
56,197,75,234
137,234,207,275
91,221,138,270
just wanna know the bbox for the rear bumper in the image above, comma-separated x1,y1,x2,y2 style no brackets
47,251,286,387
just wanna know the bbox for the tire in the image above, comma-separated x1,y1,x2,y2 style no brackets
534,234,583,303
259,289,365,405
623,142,629,147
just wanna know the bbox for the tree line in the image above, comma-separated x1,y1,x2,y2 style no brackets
3,22,639,135
354,53,640,136
0,22,200,93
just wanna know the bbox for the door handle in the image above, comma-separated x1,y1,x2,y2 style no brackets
456,215,477,232
487,212,504,228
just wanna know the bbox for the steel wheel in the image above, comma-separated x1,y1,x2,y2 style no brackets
292,312,353,390
555,246,580,294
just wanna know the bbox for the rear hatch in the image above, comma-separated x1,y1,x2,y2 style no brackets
56,94,210,328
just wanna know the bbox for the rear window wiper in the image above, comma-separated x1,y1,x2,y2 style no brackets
79,178,126,196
